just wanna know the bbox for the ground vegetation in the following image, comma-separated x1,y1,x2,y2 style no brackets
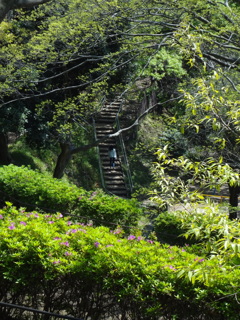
0,1,240,319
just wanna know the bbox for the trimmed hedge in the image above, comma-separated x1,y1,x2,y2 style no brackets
0,205,239,320
0,165,142,229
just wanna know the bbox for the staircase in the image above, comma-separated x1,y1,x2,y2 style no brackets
95,99,128,198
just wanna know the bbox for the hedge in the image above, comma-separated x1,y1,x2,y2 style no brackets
0,205,239,320
0,165,142,229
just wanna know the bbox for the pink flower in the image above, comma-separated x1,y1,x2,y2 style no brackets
26,213,33,217
194,258,205,262
54,237,61,240
48,221,54,224
94,242,100,248
0,214,3,219
60,241,69,247
53,260,61,264
20,221,27,226
113,228,122,234
69,229,77,233
67,221,72,226
8,223,15,230
168,265,177,271
146,240,154,244
64,251,72,256
128,235,136,240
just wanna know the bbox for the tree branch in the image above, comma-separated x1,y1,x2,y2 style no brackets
0,0,52,23
71,95,182,154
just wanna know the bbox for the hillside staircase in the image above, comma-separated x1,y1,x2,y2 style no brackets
94,99,130,198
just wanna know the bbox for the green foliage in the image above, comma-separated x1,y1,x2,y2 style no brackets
142,48,187,81
2,1,240,316
0,165,141,229
9,138,57,173
149,145,240,210
0,204,239,319
154,212,188,246
157,205,240,258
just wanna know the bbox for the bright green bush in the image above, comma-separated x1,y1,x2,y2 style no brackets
0,165,142,229
0,205,239,319
155,204,240,257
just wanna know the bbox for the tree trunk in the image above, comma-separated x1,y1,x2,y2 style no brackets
228,184,240,220
0,133,11,165
53,143,73,179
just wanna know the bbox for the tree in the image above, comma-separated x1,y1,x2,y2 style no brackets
2,0,240,183
0,0,52,22
0,0,52,163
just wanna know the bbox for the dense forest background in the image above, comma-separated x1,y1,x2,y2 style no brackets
0,1,240,319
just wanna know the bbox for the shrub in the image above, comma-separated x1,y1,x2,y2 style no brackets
0,205,239,320
155,204,240,256
0,165,142,229
154,211,188,246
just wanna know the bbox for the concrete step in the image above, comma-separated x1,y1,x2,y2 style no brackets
96,127,114,131
95,119,115,124
104,172,124,178
105,181,126,186
99,144,117,149
106,186,127,192
103,169,122,174
107,190,127,196
105,180,125,185
98,111,117,116
101,159,119,163
97,116,116,121
101,109,119,114
97,134,115,139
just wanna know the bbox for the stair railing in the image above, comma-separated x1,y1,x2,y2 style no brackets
92,116,115,196
115,102,134,196
93,96,133,198
92,117,107,193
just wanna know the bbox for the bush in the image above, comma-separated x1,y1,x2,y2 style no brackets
0,165,142,229
154,211,188,246
0,205,239,320
155,203,240,256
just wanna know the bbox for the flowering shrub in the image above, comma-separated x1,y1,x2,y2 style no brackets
0,165,142,229
0,204,239,319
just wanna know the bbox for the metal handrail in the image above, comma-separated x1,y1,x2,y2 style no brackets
92,116,115,196
115,101,134,196
92,117,107,193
